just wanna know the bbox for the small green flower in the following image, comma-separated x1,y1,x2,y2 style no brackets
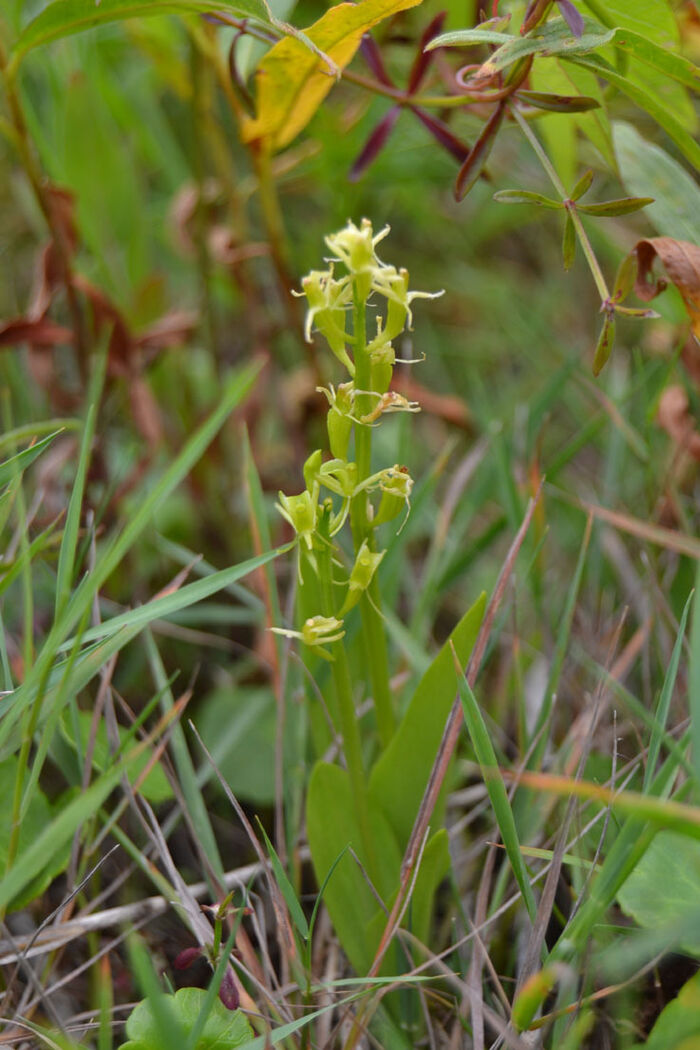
270,614,345,660
298,267,355,374
339,540,385,615
276,489,317,549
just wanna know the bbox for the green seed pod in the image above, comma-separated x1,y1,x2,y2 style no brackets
327,406,352,460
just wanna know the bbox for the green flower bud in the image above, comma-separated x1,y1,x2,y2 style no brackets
303,448,323,497
338,540,385,615
325,218,390,301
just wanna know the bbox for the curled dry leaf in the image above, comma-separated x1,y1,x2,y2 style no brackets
634,237,700,337
657,384,700,462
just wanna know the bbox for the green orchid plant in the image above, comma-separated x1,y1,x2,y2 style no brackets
272,219,441,862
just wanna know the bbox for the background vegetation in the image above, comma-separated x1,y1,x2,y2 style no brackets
1,0,700,1047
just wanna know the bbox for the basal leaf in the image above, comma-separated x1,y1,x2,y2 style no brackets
124,988,253,1049
618,831,700,957
369,593,485,846
633,969,700,1050
241,0,422,151
9,0,273,74
306,762,402,974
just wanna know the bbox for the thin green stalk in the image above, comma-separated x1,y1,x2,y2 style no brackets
316,537,377,878
511,104,610,302
348,289,396,746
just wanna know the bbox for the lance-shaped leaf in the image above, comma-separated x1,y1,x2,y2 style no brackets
437,18,616,77
241,0,422,152
349,105,401,181
454,102,504,202
562,211,576,270
633,237,700,338
592,312,615,375
557,0,584,38
425,27,514,51
569,168,593,200
407,10,447,93
577,196,653,216
359,32,394,87
612,251,637,302
412,107,471,163
517,88,599,112
492,189,562,208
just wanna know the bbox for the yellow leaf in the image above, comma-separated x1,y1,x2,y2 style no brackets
241,0,423,152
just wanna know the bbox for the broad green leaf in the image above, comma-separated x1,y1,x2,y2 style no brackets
60,709,173,804
631,970,700,1050
618,832,700,957
0,430,63,489
608,27,700,93
570,54,700,170
0,759,72,912
614,122,700,243
240,0,422,151
123,988,253,1050
579,0,679,44
369,593,486,846
306,762,402,974
9,0,273,74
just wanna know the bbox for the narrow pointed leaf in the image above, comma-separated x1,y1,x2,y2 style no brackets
612,250,636,301
407,10,447,93
557,0,584,38
349,105,401,181
562,211,576,270
592,313,615,375
456,661,537,921
570,168,593,200
577,196,653,216
454,102,504,201
517,89,599,112
359,33,394,88
425,27,515,51
0,430,63,489
411,106,470,163
493,189,562,208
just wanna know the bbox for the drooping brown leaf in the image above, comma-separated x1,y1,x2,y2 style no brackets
454,102,504,201
0,316,73,349
634,237,700,337
657,384,700,462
